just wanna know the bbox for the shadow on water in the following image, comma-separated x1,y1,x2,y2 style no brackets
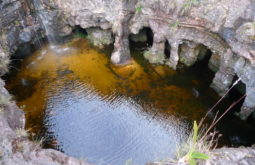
5,38,255,165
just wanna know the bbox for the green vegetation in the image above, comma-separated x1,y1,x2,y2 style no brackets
170,20,180,30
177,121,210,165
15,128,29,138
176,78,245,165
182,0,200,15
32,136,45,147
183,0,200,9
30,131,46,147
135,5,143,14
73,32,87,39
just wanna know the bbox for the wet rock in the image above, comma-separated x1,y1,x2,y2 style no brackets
130,29,148,43
166,41,180,70
59,25,72,37
144,48,165,65
0,47,10,76
0,0,247,119
111,37,132,64
179,41,200,67
144,32,166,64
0,0,22,27
210,70,234,96
208,53,220,72
211,49,235,96
0,79,91,165
57,68,74,77
110,62,136,79
0,0,255,164
19,30,32,43
86,27,113,48
7,27,20,52
238,86,255,120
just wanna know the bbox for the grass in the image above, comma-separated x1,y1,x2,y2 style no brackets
33,136,45,147
30,132,46,147
15,128,29,138
175,78,246,165
0,56,10,76
170,20,180,31
177,121,213,165
135,5,143,14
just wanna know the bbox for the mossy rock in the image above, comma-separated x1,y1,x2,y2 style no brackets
144,50,165,64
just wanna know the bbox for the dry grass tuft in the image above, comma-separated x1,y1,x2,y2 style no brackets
15,128,29,138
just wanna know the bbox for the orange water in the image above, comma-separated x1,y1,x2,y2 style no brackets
6,38,235,165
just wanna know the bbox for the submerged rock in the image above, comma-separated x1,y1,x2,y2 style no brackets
0,0,255,164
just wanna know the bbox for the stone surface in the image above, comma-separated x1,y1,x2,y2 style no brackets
201,147,255,165
1,0,255,164
148,147,255,165
86,27,113,48
0,79,90,165
0,1,91,164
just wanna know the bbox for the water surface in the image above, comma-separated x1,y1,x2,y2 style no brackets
6,38,252,165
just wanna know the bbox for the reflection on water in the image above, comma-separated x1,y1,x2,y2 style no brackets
6,38,221,164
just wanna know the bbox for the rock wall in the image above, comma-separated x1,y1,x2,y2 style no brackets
0,80,89,165
55,0,255,120
0,0,89,165
149,146,255,165
0,0,255,164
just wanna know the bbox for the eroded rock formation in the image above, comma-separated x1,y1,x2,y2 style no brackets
54,0,255,120
0,0,88,164
0,0,255,164
2,0,254,119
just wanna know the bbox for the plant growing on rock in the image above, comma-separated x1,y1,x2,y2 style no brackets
0,54,11,76
182,0,200,15
15,128,29,138
176,78,246,165
183,0,200,9
170,20,180,31
135,4,143,14
31,134,46,147
178,121,211,165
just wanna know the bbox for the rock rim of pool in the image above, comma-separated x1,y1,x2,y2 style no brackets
0,0,255,164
